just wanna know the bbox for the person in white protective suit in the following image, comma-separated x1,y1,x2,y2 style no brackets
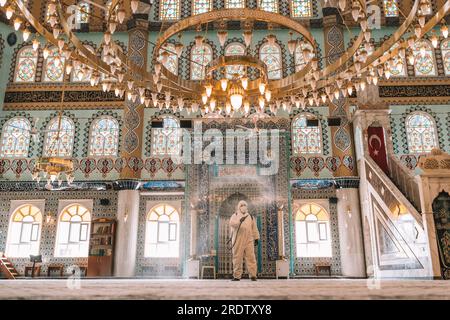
229,200,260,281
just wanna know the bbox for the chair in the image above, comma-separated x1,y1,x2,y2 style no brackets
24,265,41,277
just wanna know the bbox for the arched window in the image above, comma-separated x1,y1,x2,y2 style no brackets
258,0,278,12
383,0,399,17
193,0,212,15
294,42,314,72
260,42,282,79
225,0,245,8
292,113,322,154
441,39,450,76
14,46,38,83
71,45,95,82
413,40,437,76
191,43,213,80
406,112,439,154
75,2,90,24
295,203,332,257
144,204,180,258
88,116,119,157
225,42,246,79
152,116,181,156
158,43,178,75
6,204,42,258
291,0,312,18
387,43,406,77
160,0,180,20
0,117,31,158
55,204,91,257
44,116,75,157
43,47,65,82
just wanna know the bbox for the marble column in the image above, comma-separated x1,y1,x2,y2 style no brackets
323,5,366,277
114,189,140,277
114,18,149,276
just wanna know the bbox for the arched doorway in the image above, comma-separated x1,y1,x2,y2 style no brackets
432,191,450,279
215,193,257,277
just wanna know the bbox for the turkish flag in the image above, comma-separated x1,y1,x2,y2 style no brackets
368,126,389,175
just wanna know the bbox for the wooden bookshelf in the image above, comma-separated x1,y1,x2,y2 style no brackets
87,218,116,277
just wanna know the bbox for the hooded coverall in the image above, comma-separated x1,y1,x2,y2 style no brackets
229,206,260,279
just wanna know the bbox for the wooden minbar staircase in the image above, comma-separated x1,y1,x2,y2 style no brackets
0,253,19,279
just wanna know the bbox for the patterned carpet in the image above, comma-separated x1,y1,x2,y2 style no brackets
0,279,449,300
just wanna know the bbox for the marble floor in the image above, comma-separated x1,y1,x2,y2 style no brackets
0,279,449,299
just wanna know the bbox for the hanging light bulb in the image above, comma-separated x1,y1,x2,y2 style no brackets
32,38,40,51
104,31,111,45
230,83,244,110
13,18,22,31
157,82,163,93
117,9,126,24
205,83,213,97
131,0,139,13
0,0,7,7
418,14,426,28
220,78,228,91
338,0,346,11
109,21,117,34
258,96,265,110
241,76,249,90
5,6,13,19
154,62,162,75
351,3,360,22
430,33,438,48
265,90,272,102
65,61,73,75
177,97,184,110
441,23,449,38
414,24,422,38
151,92,158,107
244,101,250,114
52,27,61,39
209,98,217,112
153,73,159,84
201,93,208,104
43,47,50,59
217,30,228,47
225,102,232,115
160,50,169,64
127,80,134,91
259,82,266,95
22,29,30,41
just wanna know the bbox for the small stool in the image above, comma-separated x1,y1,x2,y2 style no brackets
47,264,64,277
314,263,331,276
201,266,216,279
25,265,41,277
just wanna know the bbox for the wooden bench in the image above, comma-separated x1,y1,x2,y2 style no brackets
314,263,331,276
47,264,64,277
24,265,41,277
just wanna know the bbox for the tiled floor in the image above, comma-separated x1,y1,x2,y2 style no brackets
0,279,449,299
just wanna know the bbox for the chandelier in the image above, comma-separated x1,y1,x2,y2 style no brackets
32,156,74,187
2,0,449,118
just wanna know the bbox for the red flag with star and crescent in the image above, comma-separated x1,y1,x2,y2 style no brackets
368,126,389,175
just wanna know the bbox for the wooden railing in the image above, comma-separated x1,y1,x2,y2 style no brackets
388,154,422,213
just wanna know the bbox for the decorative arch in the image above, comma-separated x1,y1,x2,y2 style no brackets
412,39,437,76
291,112,322,155
158,42,179,76
151,115,181,156
440,39,450,76
224,41,246,79
144,203,180,258
88,116,120,157
0,117,31,158
13,44,37,83
190,41,214,80
43,116,75,157
6,204,43,258
42,46,65,82
83,110,122,157
255,37,289,79
405,111,439,154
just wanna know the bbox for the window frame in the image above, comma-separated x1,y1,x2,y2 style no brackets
291,113,323,155
257,0,278,13
192,0,213,15
290,0,313,18
259,42,283,80
0,117,31,158
43,116,75,157
88,116,120,157
159,0,181,21
412,39,438,77
405,111,439,155
14,46,38,83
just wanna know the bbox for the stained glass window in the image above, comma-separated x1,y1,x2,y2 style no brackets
55,204,91,257
225,42,246,79
88,116,119,157
383,0,399,17
75,2,90,24
387,43,406,76
291,0,312,18
258,0,278,12
43,47,65,82
295,42,314,72
406,112,439,154
193,0,212,15
292,113,322,154
191,43,213,80
295,203,332,257
260,42,282,79
71,45,95,82
144,204,180,258
441,40,450,76
225,0,245,8
158,43,178,75
152,117,181,156
0,117,31,158
160,0,180,20
413,40,437,76
44,116,75,157
6,204,42,258
15,46,38,82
